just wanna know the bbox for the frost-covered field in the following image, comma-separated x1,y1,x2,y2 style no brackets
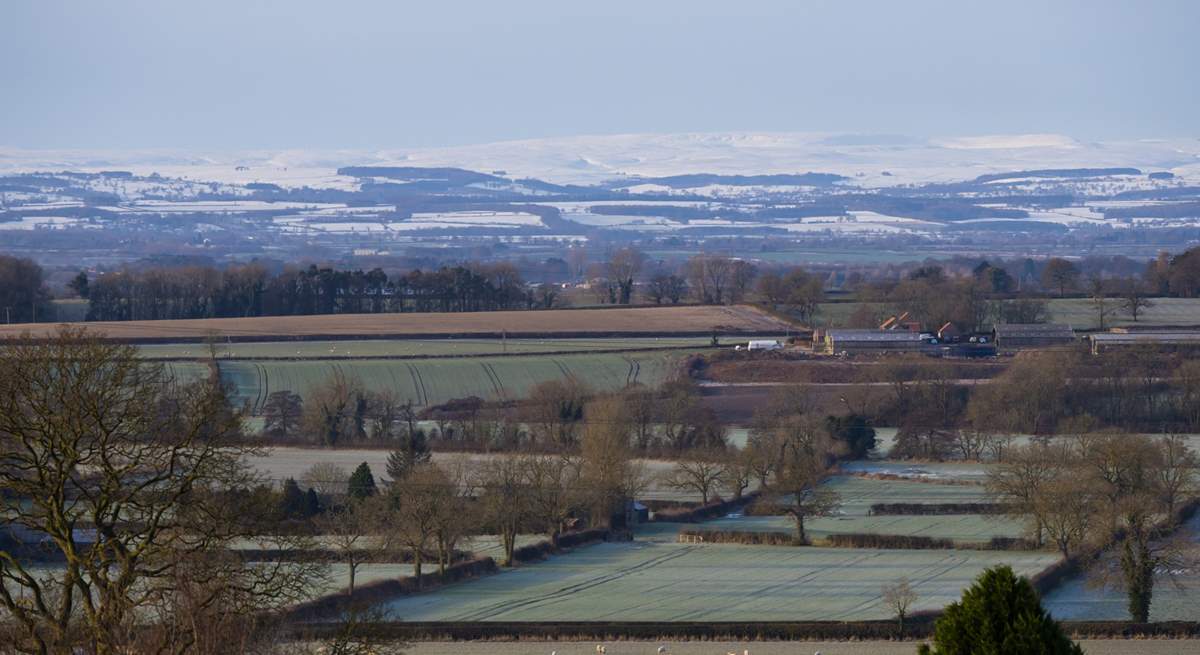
379,540,1058,622
399,641,1200,655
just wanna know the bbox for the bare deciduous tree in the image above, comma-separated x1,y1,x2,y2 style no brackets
316,497,385,596
0,328,319,655
766,415,840,544
664,452,727,505
477,457,530,567
579,396,646,529
881,578,919,637
520,453,582,547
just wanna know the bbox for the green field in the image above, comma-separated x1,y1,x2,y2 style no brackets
220,351,683,411
379,540,1058,621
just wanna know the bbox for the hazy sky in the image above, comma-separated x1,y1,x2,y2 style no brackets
3,0,1197,149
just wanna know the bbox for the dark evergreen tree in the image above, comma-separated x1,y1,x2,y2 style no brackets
262,391,303,440
347,462,377,499
825,414,876,459
279,478,305,519
302,487,322,517
386,427,431,481
918,565,1083,655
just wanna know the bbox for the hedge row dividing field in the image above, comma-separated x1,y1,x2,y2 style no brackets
378,540,1059,622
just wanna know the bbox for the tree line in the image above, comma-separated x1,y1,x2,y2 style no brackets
77,261,560,321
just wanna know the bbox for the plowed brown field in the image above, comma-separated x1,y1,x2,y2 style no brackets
0,305,795,343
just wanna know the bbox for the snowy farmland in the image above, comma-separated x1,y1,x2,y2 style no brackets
378,539,1059,621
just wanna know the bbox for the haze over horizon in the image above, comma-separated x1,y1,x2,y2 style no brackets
3,0,1198,151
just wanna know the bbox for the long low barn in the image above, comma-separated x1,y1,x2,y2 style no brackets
824,329,926,354
992,323,1076,349
1090,331,1200,354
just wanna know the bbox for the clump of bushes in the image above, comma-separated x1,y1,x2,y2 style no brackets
650,492,759,523
510,528,609,563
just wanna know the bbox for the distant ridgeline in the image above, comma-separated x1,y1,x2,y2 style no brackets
972,168,1143,184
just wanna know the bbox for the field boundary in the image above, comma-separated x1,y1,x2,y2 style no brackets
282,619,1200,641
142,344,725,362
284,529,613,622
15,329,796,346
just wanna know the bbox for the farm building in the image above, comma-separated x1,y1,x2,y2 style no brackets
1089,331,1200,354
824,329,926,354
992,323,1076,349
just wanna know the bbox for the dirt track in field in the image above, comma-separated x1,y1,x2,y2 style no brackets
0,305,796,342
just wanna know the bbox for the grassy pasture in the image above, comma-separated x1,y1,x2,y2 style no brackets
378,540,1059,621
219,351,682,411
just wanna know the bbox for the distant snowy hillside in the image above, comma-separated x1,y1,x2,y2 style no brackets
2,132,1197,190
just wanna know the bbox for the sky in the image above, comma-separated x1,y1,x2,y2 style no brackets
2,0,1198,150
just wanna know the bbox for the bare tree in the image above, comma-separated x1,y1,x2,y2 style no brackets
728,259,758,303
429,461,474,575
316,497,385,596
1041,258,1080,297
721,448,756,499
881,578,919,637
520,453,582,547
665,452,728,504
1119,278,1154,322
623,386,658,451
1035,474,1099,558
302,462,350,498
0,328,318,655
686,254,733,304
301,368,366,446
1153,435,1200,520
952,428,989,461
477,457,530,566
386,463,451,584
986,442,1064,547
1089,276,1113,330
607,247,645,304
766,415,840,543
523,378,589,449
579,396,646,528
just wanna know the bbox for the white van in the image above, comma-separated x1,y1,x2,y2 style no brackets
746,340,783,351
